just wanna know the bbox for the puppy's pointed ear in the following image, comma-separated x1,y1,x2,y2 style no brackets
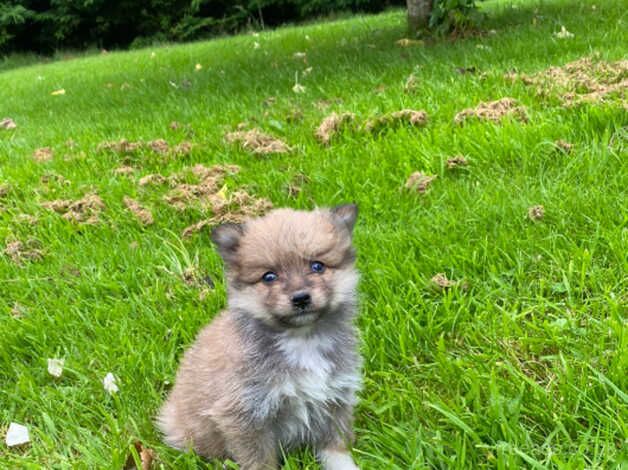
211,223,245,263
331,203,358,234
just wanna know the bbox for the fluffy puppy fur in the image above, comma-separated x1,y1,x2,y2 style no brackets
157,204,361,470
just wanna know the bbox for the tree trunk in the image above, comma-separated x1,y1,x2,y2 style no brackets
406,0,432,36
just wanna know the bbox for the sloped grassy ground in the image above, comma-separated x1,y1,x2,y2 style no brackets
1,0,626,468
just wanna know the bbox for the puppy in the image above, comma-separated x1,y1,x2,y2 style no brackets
157,204,361,470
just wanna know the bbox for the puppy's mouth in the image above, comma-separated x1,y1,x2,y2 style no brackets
275,309,321,327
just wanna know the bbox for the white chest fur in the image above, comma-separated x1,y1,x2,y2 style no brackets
268,333,360,443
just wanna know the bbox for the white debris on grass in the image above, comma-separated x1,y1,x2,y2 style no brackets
47,358,65,377
292,72,306,94
554,26,574,39
5,422,30,447
103,372,119,394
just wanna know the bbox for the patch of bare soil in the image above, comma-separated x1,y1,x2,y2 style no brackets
405,172,437,194
1,118,17,130
509,56,628,107
366,109,428,133
315,112,355,145
4,239,43,264
33,147,53,162
123,197,154,225
182,190,273,238
446,155,469,169
0,184,9,198
454,98,528,124
42,193,105,224
528,205,545,221
224,128,290,155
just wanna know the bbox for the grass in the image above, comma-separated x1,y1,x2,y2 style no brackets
1,0,626,467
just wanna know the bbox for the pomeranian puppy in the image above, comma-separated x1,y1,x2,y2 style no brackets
157,204,361,470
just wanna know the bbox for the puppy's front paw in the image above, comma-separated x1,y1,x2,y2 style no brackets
318,449,359,470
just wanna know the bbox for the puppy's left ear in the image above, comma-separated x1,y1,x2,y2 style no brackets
331,203,358,234
211,223,245,264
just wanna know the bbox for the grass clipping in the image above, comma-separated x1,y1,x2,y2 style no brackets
508,56,628,107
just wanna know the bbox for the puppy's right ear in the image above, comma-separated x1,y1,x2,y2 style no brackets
211,223,244,264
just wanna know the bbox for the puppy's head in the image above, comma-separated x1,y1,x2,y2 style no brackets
212,204,358,329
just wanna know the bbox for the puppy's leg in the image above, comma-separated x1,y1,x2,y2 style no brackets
318,403,359,470
224,429,278,470
318,444,359,470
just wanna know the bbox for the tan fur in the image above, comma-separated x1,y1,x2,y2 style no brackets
158,205,361,469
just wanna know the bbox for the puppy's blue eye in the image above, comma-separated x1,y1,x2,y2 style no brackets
262,271,278,283
310,261,325,273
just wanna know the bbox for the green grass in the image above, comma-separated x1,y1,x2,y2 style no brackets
1,0,627,467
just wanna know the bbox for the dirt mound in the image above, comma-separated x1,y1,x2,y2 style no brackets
509,56,627,107
528,205,545,221
97,139,193,156
555,140,573,153
42,193,105,224
182,190,273,238
365,109,428,133
123,197,154,225
113,166,135,176
163,164,241,211
315,112,355,145
97,139,142,153
33,147,53,162
4,239,43,264
454,98,527,124
225,128,290,155
405,172,437,193
446,155,469,169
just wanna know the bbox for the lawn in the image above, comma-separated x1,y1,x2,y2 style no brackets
1,0,626,467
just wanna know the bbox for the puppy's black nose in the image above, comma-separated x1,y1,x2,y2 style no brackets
291,292,311,308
